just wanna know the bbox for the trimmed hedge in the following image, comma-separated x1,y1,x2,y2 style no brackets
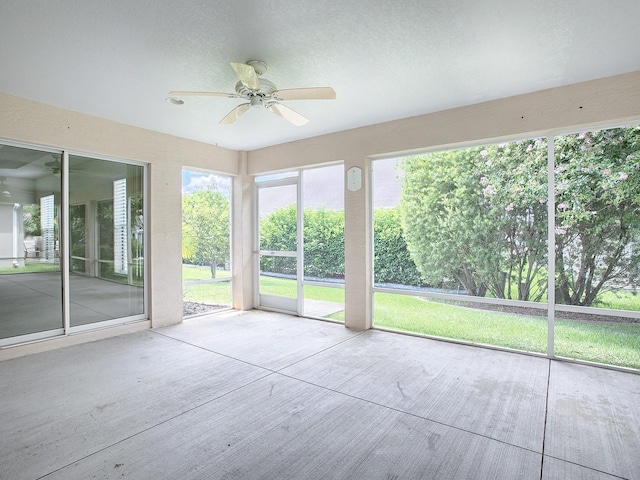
259,205,425,285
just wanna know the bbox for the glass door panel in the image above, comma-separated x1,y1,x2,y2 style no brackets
300,164,345,321
257,180,299,313
68,155,145,327
0,145,63,341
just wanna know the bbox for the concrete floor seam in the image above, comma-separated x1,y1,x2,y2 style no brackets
540,453,630,480
271,328,368,373
152,327,548,458
539,359,552,479
273,369,544,458
151,329,278,374
35,370,278,480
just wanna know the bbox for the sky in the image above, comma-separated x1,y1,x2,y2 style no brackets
182,158,403,212
182,170,231,197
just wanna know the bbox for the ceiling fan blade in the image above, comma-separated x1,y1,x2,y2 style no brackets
274,87,336,101
268,103,309,126
219,103,251,125
230,62,260,90
168,91,240,98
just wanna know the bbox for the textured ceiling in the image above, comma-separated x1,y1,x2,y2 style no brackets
1,0,640,151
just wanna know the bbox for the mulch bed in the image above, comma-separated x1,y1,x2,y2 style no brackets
183,301,228,317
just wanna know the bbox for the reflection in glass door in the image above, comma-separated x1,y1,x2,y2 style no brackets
0,142,147,346
256,176,300,314
0,145,63,343
68,155,145,328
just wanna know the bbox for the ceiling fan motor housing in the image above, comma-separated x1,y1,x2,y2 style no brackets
236,78,277,97
237,78,278,108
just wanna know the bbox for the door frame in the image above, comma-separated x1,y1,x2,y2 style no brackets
254,174,302,315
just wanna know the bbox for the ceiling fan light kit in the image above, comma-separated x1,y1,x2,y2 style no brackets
169,60,336,126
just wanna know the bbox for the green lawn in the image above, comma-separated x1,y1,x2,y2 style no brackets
182,266,231,281
555,319,640,369
374,292,640,369
181,267,640,369
304,284,345,322
259,275,297,298
182,266,232,305
374,293,547,353
0,263,60,274
594,290,640,311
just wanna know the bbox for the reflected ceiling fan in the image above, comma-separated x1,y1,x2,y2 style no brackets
44,157,62,174
168,60,336,126
0,177,11,198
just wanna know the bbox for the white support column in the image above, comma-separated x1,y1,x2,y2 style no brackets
344,156,372,330
547,136,555,358
296,170,303,316
232,151,254,310
12,203,22,267
62,151,70,334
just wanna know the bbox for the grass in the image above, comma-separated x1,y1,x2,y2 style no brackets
594,289,640,311
374,293,548,353
555,319,640,369
304,284,345,322
182,266,640,369
182,266,232,305
259,276,297,298
0,263,60,274
182,266,231,282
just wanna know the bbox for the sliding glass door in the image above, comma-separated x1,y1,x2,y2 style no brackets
68,155,145,328
0,144,63,342
0,141,147,346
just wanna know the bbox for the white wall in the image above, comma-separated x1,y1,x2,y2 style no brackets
0,92,239,330
0,204,15,267
248,71,640,330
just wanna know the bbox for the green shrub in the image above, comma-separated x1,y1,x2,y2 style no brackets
259,205,423,285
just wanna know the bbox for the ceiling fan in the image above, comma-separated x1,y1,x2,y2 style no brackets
0,177,11,197
44,158,62,174
168,60,336,126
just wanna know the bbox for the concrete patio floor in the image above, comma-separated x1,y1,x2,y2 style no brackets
1,310,638,479
0,272,143,340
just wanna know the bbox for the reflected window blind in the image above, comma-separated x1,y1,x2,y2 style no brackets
113,178,128,274
40,195,55,261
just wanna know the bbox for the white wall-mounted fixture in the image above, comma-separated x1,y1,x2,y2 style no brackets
346,166,361,191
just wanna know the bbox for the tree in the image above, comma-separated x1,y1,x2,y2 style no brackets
23,204,41,236
400,126,640,307
182,188,230,278
303,207,344,279
374,207,425,286
554,126,640,306
480,140,548,301
259,203,298,275
400,139,548,300
259,205,346,278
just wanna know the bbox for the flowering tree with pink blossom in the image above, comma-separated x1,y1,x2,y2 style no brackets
400,139,548,300
554,126,640,306
400,125,640,307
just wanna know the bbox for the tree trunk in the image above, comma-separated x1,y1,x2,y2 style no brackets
210,257,217,279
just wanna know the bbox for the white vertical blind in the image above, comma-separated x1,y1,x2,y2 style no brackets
113,178,128,274
40,194,55,262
